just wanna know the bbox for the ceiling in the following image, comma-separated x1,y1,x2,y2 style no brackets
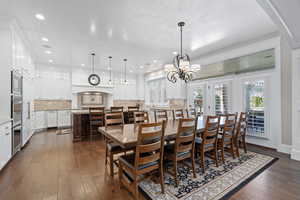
257,0,300,49
1,0,277,73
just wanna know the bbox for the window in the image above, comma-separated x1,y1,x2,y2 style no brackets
244,80,266,137
213,83,231,115
147,78,167,105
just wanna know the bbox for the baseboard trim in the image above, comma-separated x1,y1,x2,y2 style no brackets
291,149,300,161
277,144,292,154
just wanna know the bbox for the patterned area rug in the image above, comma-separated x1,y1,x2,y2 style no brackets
140,151,278,200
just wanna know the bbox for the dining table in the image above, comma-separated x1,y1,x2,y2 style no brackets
98,116,226,149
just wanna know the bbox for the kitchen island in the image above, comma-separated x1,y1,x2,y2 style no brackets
72,110,90,142
72,109,137,142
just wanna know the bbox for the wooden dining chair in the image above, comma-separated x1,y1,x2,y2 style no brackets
105,112,124,127
111,106,124,112
234,112,248,157
172,109,184,120
195,115,220,173
217,113,237,164
128,106,139,123
154,109,168,122
104,112,128,178
133,111,149,124
164,118,197,185
119,121,165,199
186,108,196,118
89,107,105,140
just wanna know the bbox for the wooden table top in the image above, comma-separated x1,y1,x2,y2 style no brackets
98,116,226,148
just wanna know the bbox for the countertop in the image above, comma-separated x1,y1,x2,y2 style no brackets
71,110,89,115
0,116,12,126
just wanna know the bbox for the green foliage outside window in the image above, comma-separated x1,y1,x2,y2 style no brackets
250,96,264,109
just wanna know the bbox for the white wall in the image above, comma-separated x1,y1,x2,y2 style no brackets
0,27,11,120
188,36,282,150
144,70,187,106
35,65,72,100
34,65,143,104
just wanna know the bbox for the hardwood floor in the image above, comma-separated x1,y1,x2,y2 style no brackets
0,130,299,200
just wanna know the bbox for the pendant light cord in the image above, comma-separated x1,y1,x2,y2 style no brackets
124,59,127,83
180,25,183,58
109,56,112,81
91,53,95,73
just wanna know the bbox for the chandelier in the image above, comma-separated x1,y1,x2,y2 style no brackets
167,22,194,83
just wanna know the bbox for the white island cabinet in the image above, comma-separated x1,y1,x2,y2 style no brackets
0,122,12,170
47,111,58,128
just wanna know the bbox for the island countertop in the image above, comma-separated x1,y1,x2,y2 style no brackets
71,110,89,115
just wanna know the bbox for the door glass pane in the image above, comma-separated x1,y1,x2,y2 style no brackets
214,83,231,115
192,87,204,114
244,80,265,137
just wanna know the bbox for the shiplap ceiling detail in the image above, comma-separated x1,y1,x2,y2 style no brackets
1,0,277,73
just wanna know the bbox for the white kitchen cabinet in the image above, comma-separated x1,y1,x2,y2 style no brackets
34,111,47,130
57,110,71,127
0,122,12,170
166,79,187,99
47,111,58,128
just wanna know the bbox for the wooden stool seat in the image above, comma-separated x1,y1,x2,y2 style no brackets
89,107,105,140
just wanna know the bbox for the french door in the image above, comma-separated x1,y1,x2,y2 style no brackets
188,80,232,115
188,84,206,115
242,78,268,138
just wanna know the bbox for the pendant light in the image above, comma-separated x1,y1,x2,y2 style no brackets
123,58,128,85
88,52,101,86
108,56,113,85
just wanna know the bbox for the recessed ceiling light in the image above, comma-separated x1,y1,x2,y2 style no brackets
81,64,85,67
35,13,45,21
173,51,178,55
45,50,52,54
49,59,53,63
41,37,49,42
129,70,133,73
140,66,144,69
90,21,96,34
153,60,157,63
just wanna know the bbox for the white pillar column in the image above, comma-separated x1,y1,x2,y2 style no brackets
291,49,300,160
